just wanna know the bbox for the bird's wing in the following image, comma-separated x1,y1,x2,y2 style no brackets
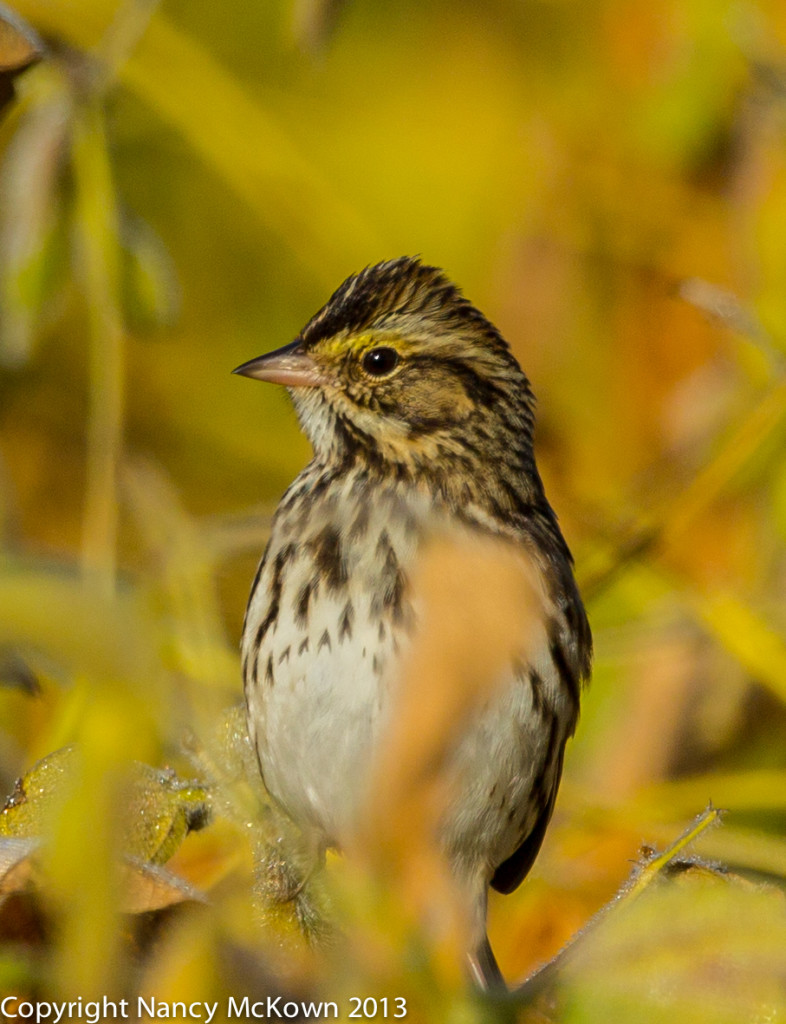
489,749,564,895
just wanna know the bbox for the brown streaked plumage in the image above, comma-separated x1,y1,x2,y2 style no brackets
235,257,591,988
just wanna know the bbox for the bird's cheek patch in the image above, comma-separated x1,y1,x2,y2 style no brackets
405,377,475,424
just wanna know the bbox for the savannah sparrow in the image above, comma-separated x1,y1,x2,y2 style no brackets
234,257,592,986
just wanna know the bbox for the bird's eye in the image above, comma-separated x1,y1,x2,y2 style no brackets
361,346,399,377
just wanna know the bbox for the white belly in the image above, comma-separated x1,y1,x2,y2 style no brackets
252,603,390,843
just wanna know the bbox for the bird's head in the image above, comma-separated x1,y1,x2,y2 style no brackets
234,257,536,474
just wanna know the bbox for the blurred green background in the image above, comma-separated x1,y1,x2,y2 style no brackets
0,0,785,1019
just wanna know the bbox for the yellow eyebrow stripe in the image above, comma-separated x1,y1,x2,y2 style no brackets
316,331,411,358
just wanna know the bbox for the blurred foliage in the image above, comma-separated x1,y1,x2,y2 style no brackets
0,0,785,1020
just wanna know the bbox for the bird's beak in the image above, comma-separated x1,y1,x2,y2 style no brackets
232,340,324,388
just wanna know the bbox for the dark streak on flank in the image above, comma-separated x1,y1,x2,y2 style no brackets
264,654,274,687
348,501,370,541
296,581,313,627
529,669,545,716
339,601,354,642
253,544,294,655
549,634,580,709
318,629,332,652
374,532,407,624
298,637,309,655
526,709,559,824
246,555,267,616
278,646,291,665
